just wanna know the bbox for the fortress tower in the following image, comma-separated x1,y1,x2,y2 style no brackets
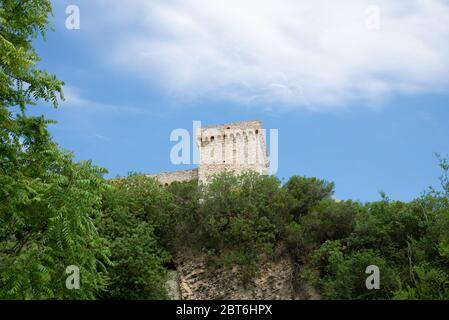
148,120,269,184
196,120,269,182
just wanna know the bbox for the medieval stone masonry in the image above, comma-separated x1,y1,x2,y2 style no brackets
148,120,269,184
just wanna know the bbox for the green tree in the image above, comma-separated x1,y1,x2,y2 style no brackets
0,0,109,299
165,179,201,252
301,159,449,300
99,175,173,299
198,172,296,283
284,176,335,219
309,240,400,299
285,199,360,264
0,0,63,110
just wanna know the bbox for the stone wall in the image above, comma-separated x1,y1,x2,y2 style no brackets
147,169,198,185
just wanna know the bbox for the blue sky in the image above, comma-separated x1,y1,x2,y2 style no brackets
31,0,449,202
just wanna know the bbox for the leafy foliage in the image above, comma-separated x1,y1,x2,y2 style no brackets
0,0,110,299
98,175,173,300
0,144,110,299
166,171,296,283
284,176,335,219
302,159,449,299
165,179,201,251
308,241,400,299
0,0,64,111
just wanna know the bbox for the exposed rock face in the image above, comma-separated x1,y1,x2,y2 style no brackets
172,254,319,300
165,270,181,300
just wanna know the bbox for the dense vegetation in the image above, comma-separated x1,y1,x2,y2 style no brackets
98,175,173,300
1,0,448,300
161,167,449,300
0,0,108,298
293,164,449,299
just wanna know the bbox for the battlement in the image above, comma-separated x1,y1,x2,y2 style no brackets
196,120,262,144
199,120,262,132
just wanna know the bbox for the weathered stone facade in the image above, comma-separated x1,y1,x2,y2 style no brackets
148,120,269,184
147,169,199,185
196,120,269,183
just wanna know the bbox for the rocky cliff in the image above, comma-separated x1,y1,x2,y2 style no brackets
167,253,320,300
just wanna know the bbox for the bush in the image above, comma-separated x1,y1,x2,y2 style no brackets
309,241,400,299
165,179,201,252
197,171,296,282
300,199,360,246
98,174,173,299
394,264,449,299
284,176,334,219
300,160,449,300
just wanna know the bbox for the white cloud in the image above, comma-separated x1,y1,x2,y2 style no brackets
90,0,449,110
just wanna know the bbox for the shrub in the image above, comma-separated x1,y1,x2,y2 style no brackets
394,264,449,300
98,174,173,299
165,179,202,252
309,241,400,299
197,171,296,282
284,176,334,219
300,199,360,246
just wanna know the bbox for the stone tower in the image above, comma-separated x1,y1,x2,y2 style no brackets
196,120,269,183
148,120,269,184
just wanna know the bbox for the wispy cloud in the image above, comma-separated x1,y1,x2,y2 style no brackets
62,86,150,115
80,0,449,110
